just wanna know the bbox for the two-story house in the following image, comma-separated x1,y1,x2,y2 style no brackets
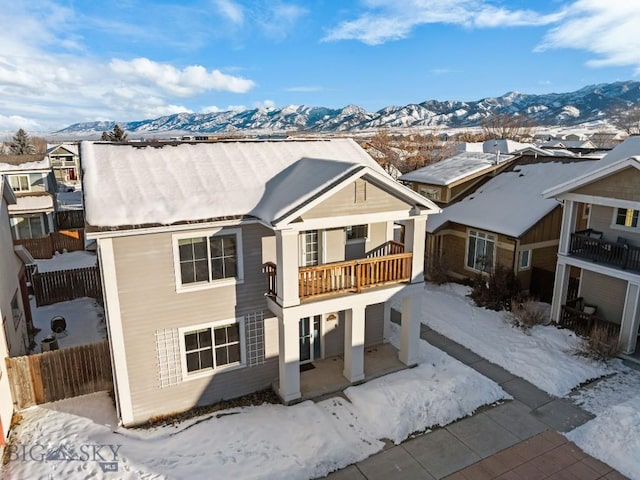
545,136,640,362
47,143,81,186
0,176,33,445
81,139,440,426
0,155,56,239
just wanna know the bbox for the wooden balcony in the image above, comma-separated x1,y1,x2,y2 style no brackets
263,246,412,301
569,231,640,272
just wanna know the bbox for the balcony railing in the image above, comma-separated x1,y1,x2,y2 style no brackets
569,232,640,272
263,252,413,301
559,297,621,339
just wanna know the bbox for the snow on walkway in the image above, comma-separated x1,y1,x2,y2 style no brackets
1,324,508,479
415,283,610,396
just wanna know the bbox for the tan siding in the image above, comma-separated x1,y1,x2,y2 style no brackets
365,303,384,347
367,222,389,252
580,270,627,324
323,228,345,263
589,205,640,247
520,207,562,245
302,179,411,219
574,167,640,202
112,223,280,424
324,312,344,358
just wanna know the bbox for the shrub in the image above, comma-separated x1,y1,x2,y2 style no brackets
469,264,520,311
427,253,453,285
508,299,548,331
576,324,620,362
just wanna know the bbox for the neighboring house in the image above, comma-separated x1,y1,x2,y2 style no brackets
0,176,33,445
81,139,440,426
457,139,532,154
545,136,640,362
47,143,81,186
0,155,56,240
425,157,598,298
399,151,517,205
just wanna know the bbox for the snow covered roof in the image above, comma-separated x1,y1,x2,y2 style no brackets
427,159,598,237
0,154,50,172
9,193,55,213
399,152,514,186
456,139,531,154
81,139,434,228
514,145,576,158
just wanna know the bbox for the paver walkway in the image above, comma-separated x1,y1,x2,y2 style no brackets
323,324,629,480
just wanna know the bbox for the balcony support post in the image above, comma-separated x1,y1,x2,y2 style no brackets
399,294,420,366
550,261,571,323
620,282,640,354
405,215,427,284
343,306,365,382
559,200,578,255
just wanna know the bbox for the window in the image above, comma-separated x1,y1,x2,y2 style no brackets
301,230,319,266
12,214,45,239
615,208,639,228
181,320,244,378
174,229,243,290
519,250,531,270
466,230,495,272
9,175,30,192
11,292,22,330
345,224,368,241
418,186,441,201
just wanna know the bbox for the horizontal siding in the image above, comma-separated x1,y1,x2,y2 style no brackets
324,312,345,358
365,303,384,347
589,204,640,247
303,179,411,219
580,270,627,324
112,223,280,424
575,167,640,202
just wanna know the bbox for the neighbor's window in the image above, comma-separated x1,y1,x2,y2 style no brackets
175,230,242,288
418,186,441,201
8,175,30,192
467,230,495,272
346,225,368,241
11,292,22,329
615,208,639,228
183,321,242,375
519,250,531,270
12,214,45,239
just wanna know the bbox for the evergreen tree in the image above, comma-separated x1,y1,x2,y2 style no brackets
101,124,128,142
9,129,35,154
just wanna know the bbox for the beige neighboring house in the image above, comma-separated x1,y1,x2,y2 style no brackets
47,143,81,186
81,139,440,427
545,136,640,363
0,155,56,239
0,176,33,445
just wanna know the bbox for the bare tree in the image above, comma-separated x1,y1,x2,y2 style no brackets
611,104,640,135
31,135,48,154
481,114,534,141
589,131,616,149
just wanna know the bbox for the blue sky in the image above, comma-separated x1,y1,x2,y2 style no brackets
1,0,639,132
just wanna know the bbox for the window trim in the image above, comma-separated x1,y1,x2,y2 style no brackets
178,318,246,381
172,228,244,293
9,174,30,193
519,249,531,271
611,207,640,232
465,229,497,274
345,224,368,244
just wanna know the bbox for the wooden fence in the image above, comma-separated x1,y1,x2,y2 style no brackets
14,229,85,259
5,341,113,409
56,210,85,230
32,266,102,307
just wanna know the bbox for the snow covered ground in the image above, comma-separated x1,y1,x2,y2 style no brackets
0,324,508,479
56,189,83,210
31,297,106,350
414,283,640,479
34,251,97,273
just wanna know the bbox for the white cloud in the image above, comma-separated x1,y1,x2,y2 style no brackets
109,58,255,96
213,0,244,25
256,2,308,40
0,114,42,131
323,0,564,45
253,99,276,109
537,0,640,74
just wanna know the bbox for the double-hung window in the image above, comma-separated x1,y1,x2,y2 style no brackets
181,320,244,378
345,224,368,242
615,208,639,229
9,175,30,192
466,230,495,273
174,229,243,291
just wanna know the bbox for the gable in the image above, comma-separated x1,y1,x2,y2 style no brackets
51,145,75,156
301,178,412,220
573,166,640,202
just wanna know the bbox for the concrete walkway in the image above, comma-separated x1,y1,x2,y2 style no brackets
323,325,629,480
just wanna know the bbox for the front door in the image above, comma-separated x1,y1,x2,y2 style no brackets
299,315,321,364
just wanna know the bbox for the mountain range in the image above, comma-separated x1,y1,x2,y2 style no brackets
55,81,640,137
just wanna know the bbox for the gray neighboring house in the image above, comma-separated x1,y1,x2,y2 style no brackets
81,139,440,426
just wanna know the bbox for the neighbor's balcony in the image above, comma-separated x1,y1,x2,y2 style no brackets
264,241,412,301
569,230,640,272
559,297,621,339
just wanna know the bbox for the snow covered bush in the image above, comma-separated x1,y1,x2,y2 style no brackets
508,299,547,332
469,264,520,311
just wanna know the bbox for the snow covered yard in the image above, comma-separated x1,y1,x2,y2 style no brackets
0,324,508,479
415,282,640,479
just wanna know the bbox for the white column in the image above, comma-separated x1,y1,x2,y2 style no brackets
275,229,300,308
558,199,578,255
343,306,365,382
405,215,427,284
550,262,571,323
399,295,420,366
620,283,640,354
277,312,301,402
383,301,392,343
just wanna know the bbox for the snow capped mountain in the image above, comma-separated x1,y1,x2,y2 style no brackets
55,81,640,137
